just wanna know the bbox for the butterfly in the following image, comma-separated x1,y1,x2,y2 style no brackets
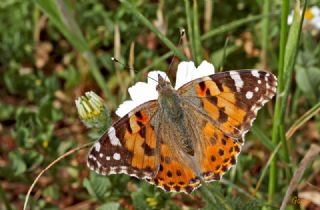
87,60,277,193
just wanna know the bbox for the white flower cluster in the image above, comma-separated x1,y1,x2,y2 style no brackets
288,5,320,31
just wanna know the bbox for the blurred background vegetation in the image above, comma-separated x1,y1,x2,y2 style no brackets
0,0,320,209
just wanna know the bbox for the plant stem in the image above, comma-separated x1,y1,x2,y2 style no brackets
268,0,289,206
193,0,202,65
120,0,186,61
261,0,270,68
201,13,279,41
185,0,195,61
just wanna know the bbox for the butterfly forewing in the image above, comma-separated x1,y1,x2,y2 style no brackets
178,70,277,141
87,101,160,179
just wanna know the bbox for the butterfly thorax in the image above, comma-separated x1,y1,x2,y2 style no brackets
156,74,195,155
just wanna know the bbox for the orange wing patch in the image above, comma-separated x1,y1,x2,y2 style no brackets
199,80,247,138
200,122,240,182
147,143,201,193
87,101,160,179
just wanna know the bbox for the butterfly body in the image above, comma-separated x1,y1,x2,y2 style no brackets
87,61,277,193
157,75,195,155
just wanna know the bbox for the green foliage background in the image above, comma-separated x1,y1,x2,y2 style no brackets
0,0,319,209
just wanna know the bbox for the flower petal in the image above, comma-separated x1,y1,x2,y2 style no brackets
191,60,215,80
115,71,168,117
287,11,294,25
174,61,196,89
116,61,215,116
128,82,158,103
311,5,320,17
115,100,139,117
147,71,169,86
174,60,215,89
311,16,320,29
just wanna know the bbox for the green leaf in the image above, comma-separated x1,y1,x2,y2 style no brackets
131,191,149,210
296,66,320,102
201,13,278,41
9,151,27,176
57,65,81,89
97,202,120,210
43,185,60,200
83,172,111,201
24,151,44,171
0,102,15,121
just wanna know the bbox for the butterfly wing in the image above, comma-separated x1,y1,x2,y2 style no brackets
181,104,241,182
87,101,160,179
178,70,277,141
146,111,201,193
178,70,277,182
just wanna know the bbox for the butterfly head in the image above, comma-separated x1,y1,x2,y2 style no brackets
156,74,174,95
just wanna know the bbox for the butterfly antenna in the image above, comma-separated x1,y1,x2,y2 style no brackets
111,57,158,83
166,28,185,80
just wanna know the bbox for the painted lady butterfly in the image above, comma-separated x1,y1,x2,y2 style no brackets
87,61,277,193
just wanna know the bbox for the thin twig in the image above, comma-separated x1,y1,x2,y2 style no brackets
280,144,320,210
23,142,93,210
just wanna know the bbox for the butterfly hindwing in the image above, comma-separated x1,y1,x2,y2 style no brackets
180,102,241,183
146,111,202,193
87,101,160,179
147,142,201,193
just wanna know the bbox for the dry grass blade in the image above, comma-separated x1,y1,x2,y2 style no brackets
253,142,282,195
280,144,320,210
114,23,121,71
129,41,135,79
204,0,213,33
286,102,320,139
23,142,93,210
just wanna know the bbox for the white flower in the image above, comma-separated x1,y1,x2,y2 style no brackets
75,91,110,128
288,5,320,30
116,60,215,117
75,91,105,120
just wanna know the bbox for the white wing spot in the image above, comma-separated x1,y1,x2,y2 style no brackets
258,80,262,84
229,71,244,92
255,87,259,92
94,142,101,152
266,83,270,89
89,154,96,160
106,156,110,160
109,167,117,174
97,161,102,169
99,153,103,158
108,126,122,146
252,70,260,78
113,152,121,160
120,166,128,173
246,91,253,99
